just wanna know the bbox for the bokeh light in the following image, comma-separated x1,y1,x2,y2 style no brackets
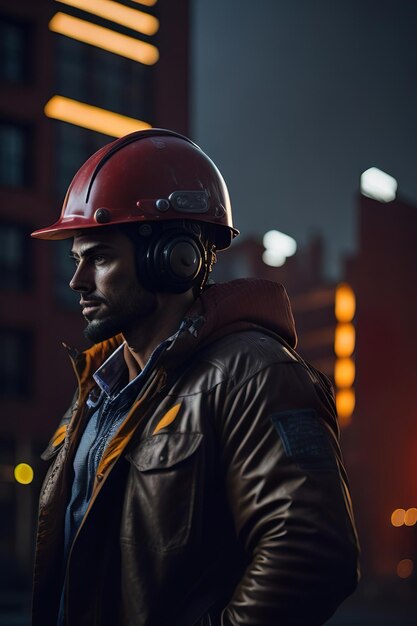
404,508,417,526
335,283,356,322
334,358,355,388
334,323,355,357
263,230,297,267
391,508,406,527
14,463,34,485
335,389,355,421
361,167,398,203
397,559,414,579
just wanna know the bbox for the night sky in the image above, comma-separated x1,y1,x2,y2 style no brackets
191,0,417,277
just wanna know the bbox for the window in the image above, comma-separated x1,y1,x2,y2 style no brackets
91,45,151,119
94,51,126,112
0,223,33,290
0,123,31,188
56,36,87,102
55,35,152,119
0,329,32,398
55,122,109,198
0,16,33,83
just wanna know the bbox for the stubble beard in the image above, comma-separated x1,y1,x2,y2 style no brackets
83,292,157,344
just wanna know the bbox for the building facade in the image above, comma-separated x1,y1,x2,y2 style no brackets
344,193,417,583
0,0,189,601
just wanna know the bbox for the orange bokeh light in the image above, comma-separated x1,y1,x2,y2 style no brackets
404,508,417,527
45,96,151,138
334,358,355,388
334,323,355,358
336,389,355,421
335,283,356,323
397,559,414,579
49,13,159,66
55,0,160,37
391,508,406,527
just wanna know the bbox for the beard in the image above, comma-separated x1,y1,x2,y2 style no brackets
83,291,157,344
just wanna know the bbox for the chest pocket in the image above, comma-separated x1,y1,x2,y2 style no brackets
123,432,203,553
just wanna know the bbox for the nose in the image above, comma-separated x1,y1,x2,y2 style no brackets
69,262,93,292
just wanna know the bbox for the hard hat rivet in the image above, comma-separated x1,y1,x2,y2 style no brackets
94,208,111,224
214,206,226,218
156,199,170,212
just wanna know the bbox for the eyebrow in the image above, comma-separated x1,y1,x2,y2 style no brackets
69,243,114,259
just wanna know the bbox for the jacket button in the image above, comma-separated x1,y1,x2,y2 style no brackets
97,473,104,482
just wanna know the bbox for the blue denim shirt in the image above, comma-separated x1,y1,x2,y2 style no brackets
58,339,169,624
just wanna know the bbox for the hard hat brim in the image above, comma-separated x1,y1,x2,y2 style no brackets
31,218,239,249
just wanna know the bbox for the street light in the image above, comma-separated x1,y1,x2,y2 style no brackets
262,230,297,267
360,167,398,203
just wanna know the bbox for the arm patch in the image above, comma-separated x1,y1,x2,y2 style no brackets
271,409,337,471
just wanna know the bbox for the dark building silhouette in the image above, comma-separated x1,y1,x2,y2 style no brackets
216,192,417,592
0,0,189,603
344,193,417,582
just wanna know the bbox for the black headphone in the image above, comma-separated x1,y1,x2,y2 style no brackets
131,222,210,294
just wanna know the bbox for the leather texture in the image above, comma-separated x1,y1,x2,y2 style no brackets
32,279,359,626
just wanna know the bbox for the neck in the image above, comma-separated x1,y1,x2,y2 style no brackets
122,290,195,378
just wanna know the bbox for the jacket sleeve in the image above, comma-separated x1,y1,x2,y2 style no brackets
217,359,359,626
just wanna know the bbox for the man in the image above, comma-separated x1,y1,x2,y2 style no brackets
31,129,359,626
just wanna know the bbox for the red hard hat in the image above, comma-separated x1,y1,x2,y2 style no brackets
31,129,238,250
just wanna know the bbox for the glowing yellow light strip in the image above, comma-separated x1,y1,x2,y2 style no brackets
44,95,151,137
131,0,157,7
335,283,356,323
49,13,159,65
335,389,355,424
334,357,355,388
55,0,159,36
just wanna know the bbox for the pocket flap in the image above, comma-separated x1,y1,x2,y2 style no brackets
126,432,203,472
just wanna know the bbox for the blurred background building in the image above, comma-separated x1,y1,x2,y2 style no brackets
0,0,189,620
1,0,416,624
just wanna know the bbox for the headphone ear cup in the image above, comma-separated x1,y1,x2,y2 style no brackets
136,230,205,293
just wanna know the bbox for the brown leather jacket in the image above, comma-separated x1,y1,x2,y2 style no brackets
32,279,359,626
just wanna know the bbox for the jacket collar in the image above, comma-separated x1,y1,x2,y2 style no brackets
64,279,297,386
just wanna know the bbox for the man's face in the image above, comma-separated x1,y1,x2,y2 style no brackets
70,228,157,343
